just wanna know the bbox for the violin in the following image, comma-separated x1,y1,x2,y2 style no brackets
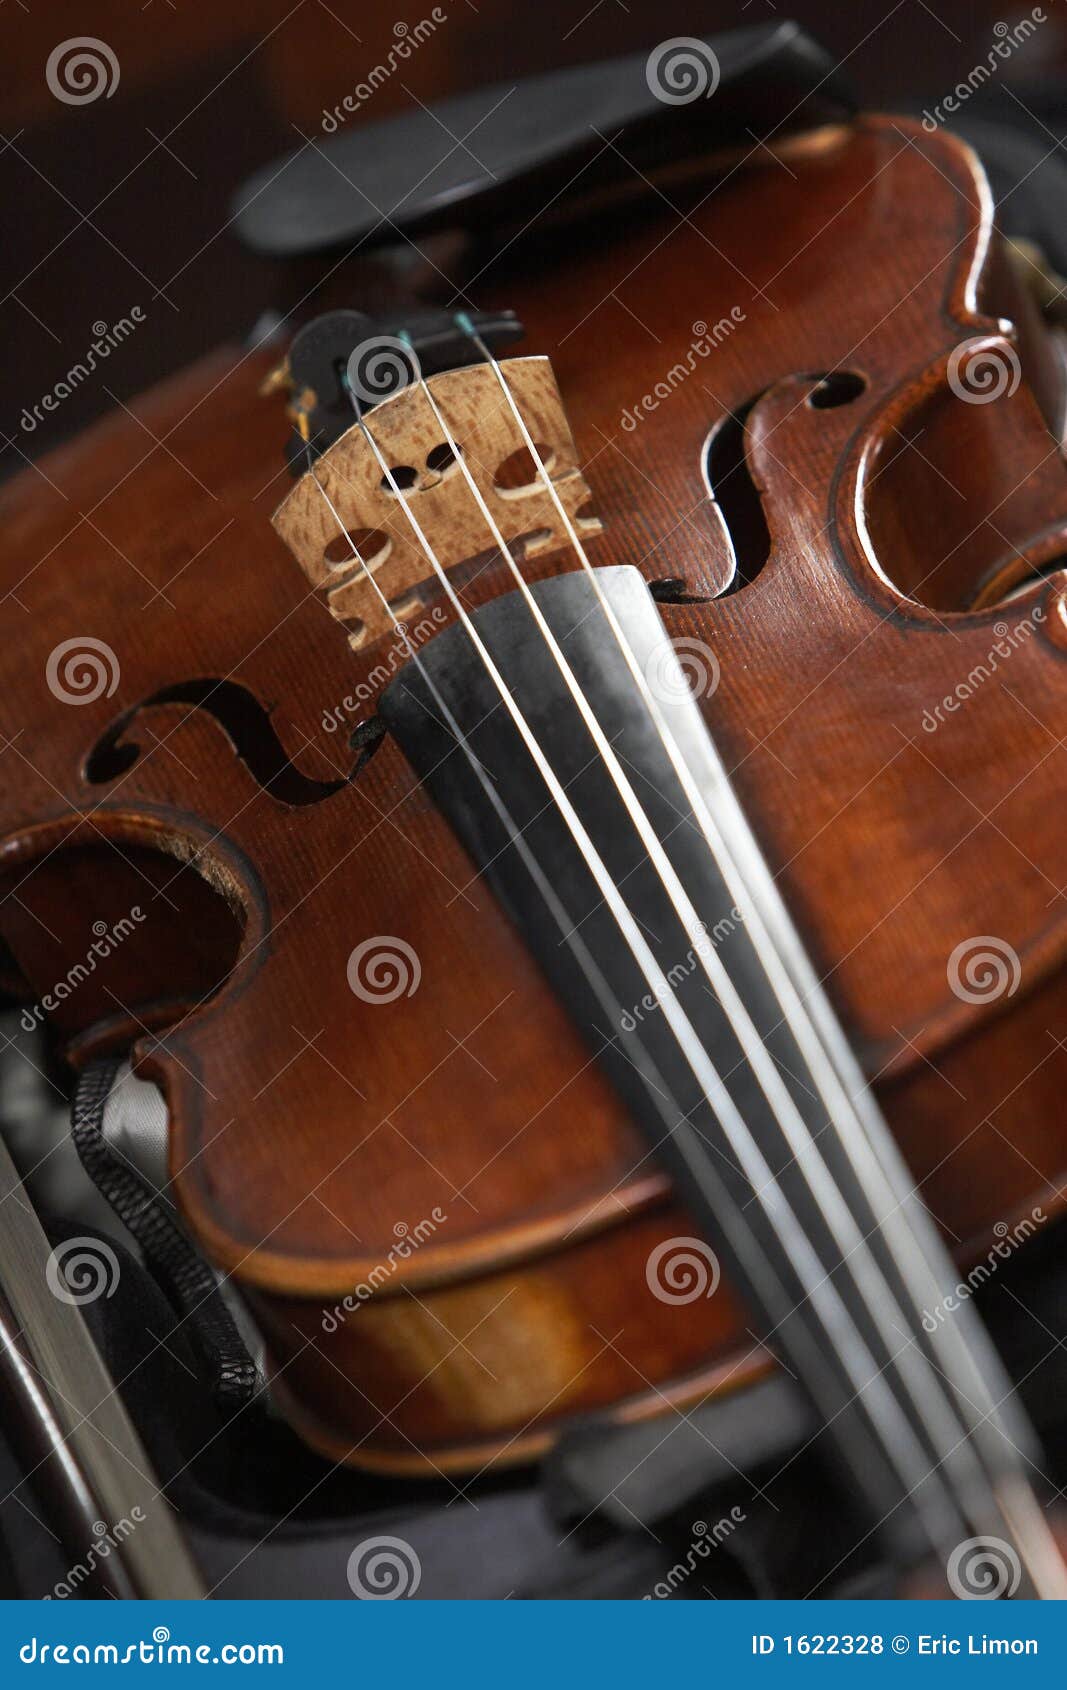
4,23,1067,1597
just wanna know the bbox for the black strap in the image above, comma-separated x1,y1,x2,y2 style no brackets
71,1058,257,1411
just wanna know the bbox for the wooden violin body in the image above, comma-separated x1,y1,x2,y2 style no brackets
4,117,1067,1476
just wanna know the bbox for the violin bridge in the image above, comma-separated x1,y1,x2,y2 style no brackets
271,357,600,650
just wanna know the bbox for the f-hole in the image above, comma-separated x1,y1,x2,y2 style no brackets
702,396,772,596
808,370,866,410
85,680,382,805
702,371,866,596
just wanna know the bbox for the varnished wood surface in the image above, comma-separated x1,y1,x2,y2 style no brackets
3,118,1067,1469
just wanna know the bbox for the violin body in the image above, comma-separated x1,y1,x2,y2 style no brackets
4,116,1067,1478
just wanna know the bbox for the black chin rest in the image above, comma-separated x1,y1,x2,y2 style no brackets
231,22,854,257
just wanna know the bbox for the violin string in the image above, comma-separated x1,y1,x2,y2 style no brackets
399,352,1025,1527
303,450,909,1527
312,400,973,1553
304,341,1064,1580
449,321,1062,1563
451,321,974,1337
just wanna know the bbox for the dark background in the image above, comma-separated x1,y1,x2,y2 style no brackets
2,0,1064,467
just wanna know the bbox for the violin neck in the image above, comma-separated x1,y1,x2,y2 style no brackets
382,562,1065,1593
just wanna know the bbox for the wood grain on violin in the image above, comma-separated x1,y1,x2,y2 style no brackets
3,117,1067,1482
